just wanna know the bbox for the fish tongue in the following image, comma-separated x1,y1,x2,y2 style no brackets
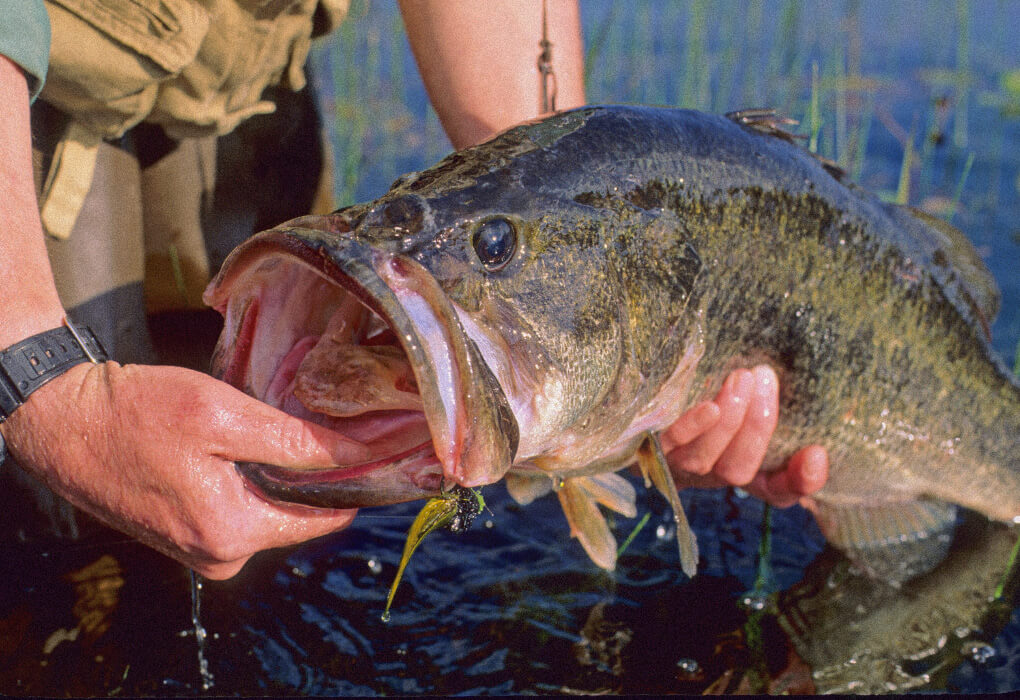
293,334,423,417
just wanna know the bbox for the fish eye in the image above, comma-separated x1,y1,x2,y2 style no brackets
471,218,517,271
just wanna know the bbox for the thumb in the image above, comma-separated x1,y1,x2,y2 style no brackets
208,382,375,468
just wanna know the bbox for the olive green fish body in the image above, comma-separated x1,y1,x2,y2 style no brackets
206,106,1020,578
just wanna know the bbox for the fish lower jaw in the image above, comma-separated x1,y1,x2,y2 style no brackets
237,442,445,509
209,250,469,505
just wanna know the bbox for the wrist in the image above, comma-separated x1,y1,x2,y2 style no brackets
0,320,108,426
0,305,66,349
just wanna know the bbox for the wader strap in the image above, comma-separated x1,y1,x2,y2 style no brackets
39,121,101,241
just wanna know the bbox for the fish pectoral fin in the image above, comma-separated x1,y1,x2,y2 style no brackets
505,472,553,506
812,498,959,585
557,477,618,571
637,431,699,578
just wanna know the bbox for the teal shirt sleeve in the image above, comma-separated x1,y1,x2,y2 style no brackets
0,0,51,101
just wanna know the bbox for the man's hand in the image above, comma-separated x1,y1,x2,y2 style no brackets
1,362,368,579
663,365,829,507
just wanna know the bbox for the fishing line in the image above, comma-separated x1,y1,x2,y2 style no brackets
538,0,557,113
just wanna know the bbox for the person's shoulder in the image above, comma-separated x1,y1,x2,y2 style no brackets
0,0,51,100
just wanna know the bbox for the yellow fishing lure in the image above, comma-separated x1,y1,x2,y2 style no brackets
382,486,485,621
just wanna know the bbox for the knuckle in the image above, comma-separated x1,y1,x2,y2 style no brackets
716,457,757,486
679,452,714,476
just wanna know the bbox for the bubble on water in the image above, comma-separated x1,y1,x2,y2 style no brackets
368,559,383,575
655,524,671,540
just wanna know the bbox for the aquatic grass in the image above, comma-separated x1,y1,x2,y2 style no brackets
318,0,1018,374
954,0,971,148
946,152,976,224
808,61,821,153
680,0,710,109
166,242,188,307
581,1,615,85
616,512,651,558
893,117,918,205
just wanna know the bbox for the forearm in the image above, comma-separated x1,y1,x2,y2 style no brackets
0,56,64,348
398,0,586,149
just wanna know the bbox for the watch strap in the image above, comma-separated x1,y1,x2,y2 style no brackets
0,322,108,423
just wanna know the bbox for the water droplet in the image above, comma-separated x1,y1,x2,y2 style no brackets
676,658,700,674
740,594,767,611
655,524,670,540
484,519,494,529
964,642,996,664
368,559,383,575
381,611,391,623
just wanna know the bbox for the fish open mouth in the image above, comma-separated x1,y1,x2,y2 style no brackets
203,217,518,509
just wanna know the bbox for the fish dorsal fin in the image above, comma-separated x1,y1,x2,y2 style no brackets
726,108,846,180
636,432,700,577
556,477,619,570
812,499,959,585
901,206,1001,326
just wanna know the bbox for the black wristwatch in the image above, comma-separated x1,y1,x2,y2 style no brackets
0,321,109,462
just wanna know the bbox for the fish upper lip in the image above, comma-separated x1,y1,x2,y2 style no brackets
204,223,518,503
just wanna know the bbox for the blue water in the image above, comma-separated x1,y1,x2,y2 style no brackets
1,0,1017,696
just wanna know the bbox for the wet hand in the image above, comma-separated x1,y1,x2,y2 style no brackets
661,365,829,507
0,362,370,579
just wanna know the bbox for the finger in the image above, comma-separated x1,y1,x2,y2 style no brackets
662,400,720,452
782,444,829,495
197,482,358,565
745,445,829,508
711,365,780,486
666,369,754,476
668,467,726,491
207,382,375,467
253,499,358,548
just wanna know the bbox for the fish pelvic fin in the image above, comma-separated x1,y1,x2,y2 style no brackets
505,471,553,506
556,474,638,571
637,431,700,578
811,499,959,585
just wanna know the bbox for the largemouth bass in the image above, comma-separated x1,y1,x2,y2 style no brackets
204,106,1020,579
